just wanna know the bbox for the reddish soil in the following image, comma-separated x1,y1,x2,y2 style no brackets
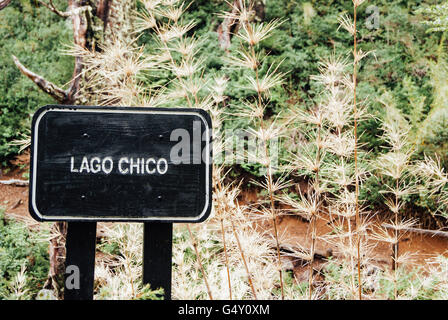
0,152,33,224
275,215,448,269
239,188,448,274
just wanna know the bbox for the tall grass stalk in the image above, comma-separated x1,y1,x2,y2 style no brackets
371,96,418,299
309,53,362,298
210,122,233,300
352,0,362,301
338,0,370,298
223,0,287,299
306,113,323,300
284,103,325,299
229,217,258,299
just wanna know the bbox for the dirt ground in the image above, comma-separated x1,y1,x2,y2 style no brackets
0,152,33,224
275,215,448,272
2,154,448,278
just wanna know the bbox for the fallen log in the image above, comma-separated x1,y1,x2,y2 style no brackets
0,179,29,186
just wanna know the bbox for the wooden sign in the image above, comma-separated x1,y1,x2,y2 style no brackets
29,105,212,223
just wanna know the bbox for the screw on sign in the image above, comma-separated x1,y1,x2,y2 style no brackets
29,105,213,300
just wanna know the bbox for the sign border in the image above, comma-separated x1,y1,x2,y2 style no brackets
29,105,213,223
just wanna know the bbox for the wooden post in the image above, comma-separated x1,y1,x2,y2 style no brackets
143,222,173,300
64,222,97,300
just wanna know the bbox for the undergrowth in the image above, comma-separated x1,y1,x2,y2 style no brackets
0,208,50,300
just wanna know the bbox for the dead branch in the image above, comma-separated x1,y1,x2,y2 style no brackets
383,223,448,239
0,178,29,186
12,1,93,104
38,0,71,17
12,55,69,103
70,0,89,48
38,0,91,18
0,0,11,10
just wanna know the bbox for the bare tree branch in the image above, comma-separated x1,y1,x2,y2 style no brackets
37,0,91,18
37,0,71,17
12,55,69,103
383,223,448,239
217,1,265,50
0,0,12,11
12,1,93,104
254,0,265,21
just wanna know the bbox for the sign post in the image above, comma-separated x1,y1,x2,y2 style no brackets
143,222,173,298
64,222,97,300
29,105,212,300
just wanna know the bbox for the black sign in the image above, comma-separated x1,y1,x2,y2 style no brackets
29,105,212,223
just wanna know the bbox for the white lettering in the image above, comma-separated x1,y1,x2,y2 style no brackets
80,156,90,173
69,156,169,175
102,157,113,174
119,157,129,174
145,158,156,174
90,157,101,173
130,158,140,174
193,120,201,164
70,156,79,172
157,158,168,175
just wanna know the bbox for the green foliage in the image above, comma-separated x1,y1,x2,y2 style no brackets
0,0,73,162
0,207,50,300
97,238,121,256
273,270,308,298
134,285,165,300
1,0,444,169
417,1,448,33
138,0,441,177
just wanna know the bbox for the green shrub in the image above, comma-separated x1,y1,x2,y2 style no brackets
0,207,50,299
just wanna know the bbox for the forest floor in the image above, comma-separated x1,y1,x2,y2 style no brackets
1,154,448,280
0,152,32,224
